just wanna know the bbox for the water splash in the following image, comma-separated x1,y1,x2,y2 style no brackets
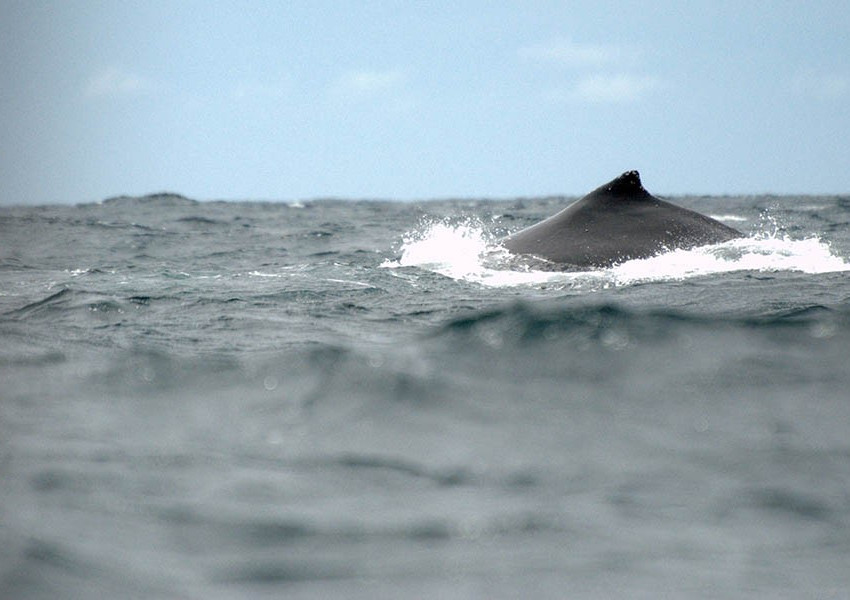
382,220,568,286
392,221,491,280
383,219,850,289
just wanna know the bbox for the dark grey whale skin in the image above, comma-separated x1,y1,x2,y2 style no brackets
502,170,743,270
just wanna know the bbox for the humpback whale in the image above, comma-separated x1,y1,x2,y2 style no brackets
503,170,743,269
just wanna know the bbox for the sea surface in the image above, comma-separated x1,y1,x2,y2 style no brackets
2,192,850,599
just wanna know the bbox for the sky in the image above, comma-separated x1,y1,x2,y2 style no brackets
2,0,849,204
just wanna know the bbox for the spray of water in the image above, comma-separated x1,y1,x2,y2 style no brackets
382,216,850,288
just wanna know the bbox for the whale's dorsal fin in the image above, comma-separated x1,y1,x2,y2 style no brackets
601,170,647,196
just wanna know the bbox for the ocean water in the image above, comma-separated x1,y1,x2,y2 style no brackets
1,192,850,599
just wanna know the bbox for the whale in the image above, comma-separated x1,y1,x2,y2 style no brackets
502,170,743,269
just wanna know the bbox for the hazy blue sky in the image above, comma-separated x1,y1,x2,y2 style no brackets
2,1,849,204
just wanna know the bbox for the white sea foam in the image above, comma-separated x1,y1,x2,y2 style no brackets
708,214,748,222
384,220,850,288
248,270,284,278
